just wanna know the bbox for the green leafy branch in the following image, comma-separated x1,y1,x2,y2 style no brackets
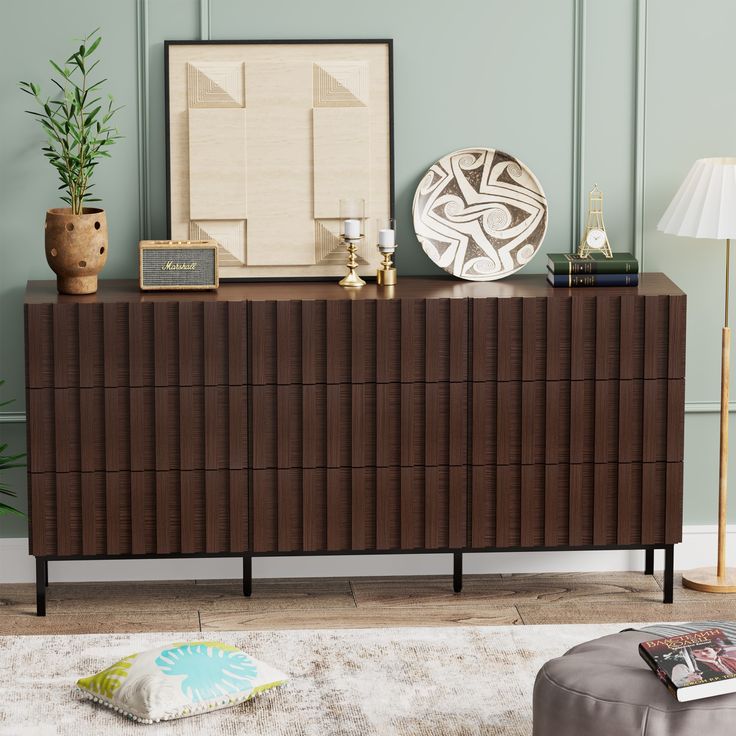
19,28,122,215
0,381,25,517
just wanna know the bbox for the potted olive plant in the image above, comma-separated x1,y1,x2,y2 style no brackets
20,29,121,295
0,382,24,519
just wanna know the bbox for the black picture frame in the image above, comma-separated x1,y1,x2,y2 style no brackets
164,39,395,282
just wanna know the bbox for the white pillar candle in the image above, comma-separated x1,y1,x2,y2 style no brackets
344,219,361,239
378,228,395,247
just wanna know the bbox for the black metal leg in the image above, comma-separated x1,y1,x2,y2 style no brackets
663,545,674,604
453,552,463,593
645,548,655,575
36,557,47,617
243,555,252,597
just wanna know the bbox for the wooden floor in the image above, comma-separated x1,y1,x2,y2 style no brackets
1,571,735,635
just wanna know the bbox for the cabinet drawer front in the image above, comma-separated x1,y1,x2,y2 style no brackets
249,298,469,385
252,466,467,554
27,386,247,473
251,383,468,469
471,379,684,467
469,462,683,551
471,294,686,382
25,300,248,388
28,470,248,557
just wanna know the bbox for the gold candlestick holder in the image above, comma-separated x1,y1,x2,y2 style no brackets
338,236,366,288
376,245,397,286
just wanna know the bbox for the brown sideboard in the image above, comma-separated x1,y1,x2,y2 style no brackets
24,275,686,614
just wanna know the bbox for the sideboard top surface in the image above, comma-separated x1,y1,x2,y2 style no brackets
25,273,684,304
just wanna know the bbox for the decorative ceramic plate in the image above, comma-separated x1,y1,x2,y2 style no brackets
413,147,548,281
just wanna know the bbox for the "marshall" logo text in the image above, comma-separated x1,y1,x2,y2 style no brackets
161,261,198,271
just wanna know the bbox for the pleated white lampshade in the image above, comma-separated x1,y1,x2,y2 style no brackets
658,157,736,239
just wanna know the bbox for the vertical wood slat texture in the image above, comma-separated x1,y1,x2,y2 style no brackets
251,466,465,553
25,304,54,388
469,461,681,551
27,386,247,474
251,383,470,470
472,293,687,383
250,297,469,385
54,303,79,388
29,470,248,557
177,301,198,386
668,295,687,379
57,300,235,388
543,464,567,547
130,472,147,555
25,286,687,386
25,290,682,386
128,303,146,387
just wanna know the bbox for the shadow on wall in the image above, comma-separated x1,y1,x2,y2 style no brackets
395,174,436,276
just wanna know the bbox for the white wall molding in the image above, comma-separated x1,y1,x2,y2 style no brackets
685,401,736,413
0,525,730,584
200,0,211,40
6,399,736,425
0,412,26,424
570,0,585,250
633,0,648,265
136,0,151,240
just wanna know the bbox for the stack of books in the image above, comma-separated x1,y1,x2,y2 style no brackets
546,252,639,287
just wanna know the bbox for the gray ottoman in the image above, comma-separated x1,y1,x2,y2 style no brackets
534,629,736,735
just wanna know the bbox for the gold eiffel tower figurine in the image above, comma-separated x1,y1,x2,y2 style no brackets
578,184,613,259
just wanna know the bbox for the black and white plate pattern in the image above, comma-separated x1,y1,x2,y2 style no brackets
413,147,548,281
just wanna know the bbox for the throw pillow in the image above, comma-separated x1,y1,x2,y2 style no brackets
75,640,287,723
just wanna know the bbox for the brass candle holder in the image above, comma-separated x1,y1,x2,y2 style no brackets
376,218,397,287
376,244,397,286
339,235,366,288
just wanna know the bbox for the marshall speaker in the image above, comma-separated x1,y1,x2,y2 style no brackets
139,240,219,290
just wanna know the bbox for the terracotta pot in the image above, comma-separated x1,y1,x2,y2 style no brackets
45,208,108,294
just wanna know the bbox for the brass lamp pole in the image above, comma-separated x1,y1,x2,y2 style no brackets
659,157,736,592
687,238,736,590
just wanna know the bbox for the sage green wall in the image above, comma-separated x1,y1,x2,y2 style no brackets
1,0,734,537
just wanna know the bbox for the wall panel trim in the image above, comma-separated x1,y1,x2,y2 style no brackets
200,0,211,40
136,0,151,240
0,412,26,424
5,400,736,423
571,0,585,250
633,0,648,265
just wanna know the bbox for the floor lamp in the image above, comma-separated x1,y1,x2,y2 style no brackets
658,157,736,592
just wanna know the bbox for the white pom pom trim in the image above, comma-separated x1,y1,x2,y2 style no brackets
73,679,287,724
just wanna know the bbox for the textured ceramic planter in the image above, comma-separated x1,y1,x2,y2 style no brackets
45,207,108,294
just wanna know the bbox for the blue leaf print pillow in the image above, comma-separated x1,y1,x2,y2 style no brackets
156,642,259,702
76,640,287,724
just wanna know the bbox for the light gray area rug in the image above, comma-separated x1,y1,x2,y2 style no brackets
0,624,627,735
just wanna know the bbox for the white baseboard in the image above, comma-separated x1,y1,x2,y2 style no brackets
0,525,731,584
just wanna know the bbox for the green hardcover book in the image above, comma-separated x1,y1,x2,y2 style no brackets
547,252,639,274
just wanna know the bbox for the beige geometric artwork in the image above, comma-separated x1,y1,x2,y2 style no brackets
315,220,368,265
168,42,392,279
187,62,245,108
188,108,247,220
190,220,247,267
313,107,370,219
313,62,369,107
